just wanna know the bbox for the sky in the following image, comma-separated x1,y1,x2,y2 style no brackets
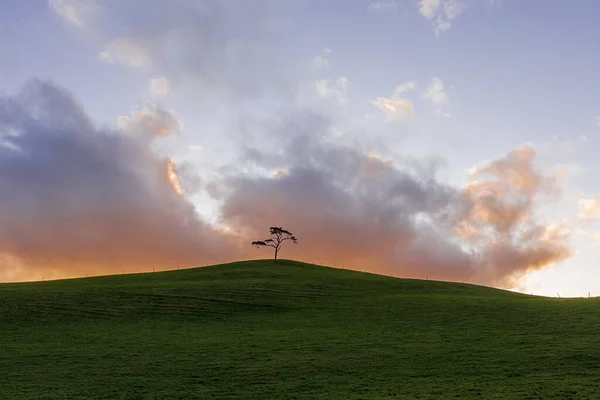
1,0,599,297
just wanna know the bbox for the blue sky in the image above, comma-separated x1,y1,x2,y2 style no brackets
1,0,600,296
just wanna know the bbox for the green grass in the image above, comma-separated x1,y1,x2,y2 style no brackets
1,260,599,399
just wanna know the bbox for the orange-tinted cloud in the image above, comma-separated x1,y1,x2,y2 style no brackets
165,157,183,195
373,97,414,119
0,82,572,287
220,134,571,287
578,196,600,220
457,146,571,285
119,105,182,139
150,77,170,95
0,81,241,281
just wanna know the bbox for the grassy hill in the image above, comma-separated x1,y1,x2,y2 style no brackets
1,260,599,399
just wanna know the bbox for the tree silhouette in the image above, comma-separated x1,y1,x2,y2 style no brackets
252,227,297,260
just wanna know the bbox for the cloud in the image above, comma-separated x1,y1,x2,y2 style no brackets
30,1,571,289
0,82,571,287
99,38,152,68
150,77,170,95
373,80,416,120
310,49,332,69
595,115,600,128
217,112,570,287
373,97,414,119
368,1,398,12
392,81,417,97
0,81,240,281
315,77,349,104
418,0,441,18
457,146,571,283
577,228,600,248
48,0,97,27
367,153,393,166
434,108,452,118
417,0,465,35
423,78,451,117
578,196,600,220
220,128,472,281
423,77,448,105
72,1,297,101
118,104,182,140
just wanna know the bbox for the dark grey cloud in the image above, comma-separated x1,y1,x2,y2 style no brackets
0,82,571,285
219,112,571,286
7,0,572,288
0,80,240,281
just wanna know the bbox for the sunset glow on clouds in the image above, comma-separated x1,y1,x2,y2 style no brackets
1,0,600,297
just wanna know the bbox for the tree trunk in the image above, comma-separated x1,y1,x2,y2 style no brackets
274,247,278,260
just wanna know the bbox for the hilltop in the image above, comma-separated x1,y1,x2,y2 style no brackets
1,260,599,399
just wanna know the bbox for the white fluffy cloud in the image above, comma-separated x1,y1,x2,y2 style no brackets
373,97,414,119
374,80,416,120
99,38,152,68
368,1,398,12
62,1,296,101
315,77,349,104
393,81,417,97
422,78,451,118
417,0,465,35
578,196,600,220
423,77,448,105
118,104,182,140
419,0,440,18
48,0,97,27
310,49,332,69
150,77,170,95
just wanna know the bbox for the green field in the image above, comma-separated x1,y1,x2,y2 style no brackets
1,260,599,399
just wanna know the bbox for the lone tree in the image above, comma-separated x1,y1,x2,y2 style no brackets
252,227,297,260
